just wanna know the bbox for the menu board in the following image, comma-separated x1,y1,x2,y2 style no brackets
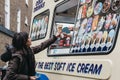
70,0,120,54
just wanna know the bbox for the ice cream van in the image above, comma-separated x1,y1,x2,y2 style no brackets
30,0,120,80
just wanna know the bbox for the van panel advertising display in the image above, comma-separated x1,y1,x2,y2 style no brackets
30,10,49,41
70,0,120,54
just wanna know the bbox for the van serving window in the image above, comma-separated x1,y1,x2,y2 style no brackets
30,10,49,41
49,0,78,55
49,0,120,56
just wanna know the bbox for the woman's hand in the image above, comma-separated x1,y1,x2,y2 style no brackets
30,76,36,80
55,32,61,38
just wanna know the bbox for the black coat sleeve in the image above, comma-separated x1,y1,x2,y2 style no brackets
3,56,29,80
31,35,57,54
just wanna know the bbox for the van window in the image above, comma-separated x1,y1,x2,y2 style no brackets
49,0,78,55
30,10,49,41
70,0,120,54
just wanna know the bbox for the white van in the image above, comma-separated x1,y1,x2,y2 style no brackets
30,0,120,80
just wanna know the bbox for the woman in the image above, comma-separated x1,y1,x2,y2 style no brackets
3,32,60,80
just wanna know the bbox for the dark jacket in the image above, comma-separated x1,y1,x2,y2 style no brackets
3,35,57,80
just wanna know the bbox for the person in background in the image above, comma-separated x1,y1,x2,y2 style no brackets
3,32,60,80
